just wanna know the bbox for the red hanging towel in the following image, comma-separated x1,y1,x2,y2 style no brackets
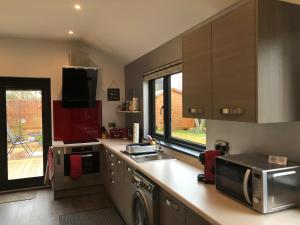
70,155,82,180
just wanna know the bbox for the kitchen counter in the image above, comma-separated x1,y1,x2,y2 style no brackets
52,140,101,148
101,139,300,225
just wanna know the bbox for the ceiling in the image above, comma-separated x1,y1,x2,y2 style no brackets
0,0,239,64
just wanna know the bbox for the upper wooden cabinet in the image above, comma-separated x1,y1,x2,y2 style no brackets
182,0,300,123
212,0,256,122
182,23,212,119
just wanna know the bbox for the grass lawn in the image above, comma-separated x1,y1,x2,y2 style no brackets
156,128,206,145
172,129,206,145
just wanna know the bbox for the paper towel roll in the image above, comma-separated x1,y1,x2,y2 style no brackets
133,123,139,143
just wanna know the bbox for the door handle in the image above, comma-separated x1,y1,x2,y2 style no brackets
56,149,61,165
220,107,244,115
273,171,296,178
160,105,164,115
243,169,252,205
189,107,204,114
80,154,93,158
165,198,179,211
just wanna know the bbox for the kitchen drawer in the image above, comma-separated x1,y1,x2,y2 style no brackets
160,189,185,225
186,207,211,225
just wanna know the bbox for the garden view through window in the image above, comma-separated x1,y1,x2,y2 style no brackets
152,72,206,146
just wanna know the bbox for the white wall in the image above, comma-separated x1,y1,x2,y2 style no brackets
207,120,300,162
0,36,125,130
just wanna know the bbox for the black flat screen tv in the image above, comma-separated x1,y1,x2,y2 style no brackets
62,67,98,108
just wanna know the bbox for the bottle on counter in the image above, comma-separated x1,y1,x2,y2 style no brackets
133,123,139,143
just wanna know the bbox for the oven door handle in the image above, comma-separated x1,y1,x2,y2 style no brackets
80,154,93,158
243,169,252,205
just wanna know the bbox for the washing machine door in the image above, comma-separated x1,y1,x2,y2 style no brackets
132,191,149,225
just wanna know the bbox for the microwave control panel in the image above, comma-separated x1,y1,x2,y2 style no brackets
252,169,264,212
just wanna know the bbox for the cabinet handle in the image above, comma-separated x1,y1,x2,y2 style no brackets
127,167,132,172
56,149,61,165
220,107,244,115
165,198,179,211
111,179,115,184
110,153,114,158
105,149,108,153
109,170,114,175
110,162,114,167
189,107,204,114
117,160,121,164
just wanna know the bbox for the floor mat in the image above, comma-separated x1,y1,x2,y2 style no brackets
60,208,125,225
0,191,36,204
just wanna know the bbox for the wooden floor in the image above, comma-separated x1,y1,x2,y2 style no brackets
8,143,43,180
0,189,113,225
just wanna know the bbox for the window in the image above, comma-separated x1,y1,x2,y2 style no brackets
149,71,206,151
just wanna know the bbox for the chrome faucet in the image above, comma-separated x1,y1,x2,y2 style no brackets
146,135,162,152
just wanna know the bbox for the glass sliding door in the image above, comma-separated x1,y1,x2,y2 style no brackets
0,78,51,191
6,90,43,180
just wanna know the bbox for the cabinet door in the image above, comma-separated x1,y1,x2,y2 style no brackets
105,150,116,197
182,23,212,119
114,157,126,215
212,0,257,122
160,190,185,225
186,208,211,225
53,147,64,191
102,148,110,190
123,164,135,225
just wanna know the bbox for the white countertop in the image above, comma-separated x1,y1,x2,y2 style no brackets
52,139,102,148
100,139,300,225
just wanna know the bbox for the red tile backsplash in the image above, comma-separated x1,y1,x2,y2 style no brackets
53,100,102,142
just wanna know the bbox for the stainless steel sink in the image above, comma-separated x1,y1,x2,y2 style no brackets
129,152,175,163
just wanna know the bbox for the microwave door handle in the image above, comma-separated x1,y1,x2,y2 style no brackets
243,169,252,205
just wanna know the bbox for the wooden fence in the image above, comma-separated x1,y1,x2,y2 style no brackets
6,100,42,135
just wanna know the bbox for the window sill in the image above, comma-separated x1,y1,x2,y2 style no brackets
159,140,204,158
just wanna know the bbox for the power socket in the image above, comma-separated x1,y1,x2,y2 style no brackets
215,140,229,154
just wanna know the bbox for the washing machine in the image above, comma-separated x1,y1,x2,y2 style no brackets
131,170,159,225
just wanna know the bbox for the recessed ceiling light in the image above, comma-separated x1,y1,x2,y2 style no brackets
68,30,74,35
74,4,81,10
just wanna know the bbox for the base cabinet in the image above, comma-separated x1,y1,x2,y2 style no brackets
160,189,211,225
102,148,133,225
103,148,211,225
122,163,135,225
160,190,185,225
186,208,211,225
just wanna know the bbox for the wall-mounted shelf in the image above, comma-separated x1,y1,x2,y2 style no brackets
118,111,141,113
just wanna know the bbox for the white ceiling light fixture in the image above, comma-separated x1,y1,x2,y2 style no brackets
68,30,74,35
74,4,81,10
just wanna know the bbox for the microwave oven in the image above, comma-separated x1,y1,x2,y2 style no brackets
216,154,300,214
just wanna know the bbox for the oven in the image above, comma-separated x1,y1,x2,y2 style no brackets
53,143,102,193
64,147,100,176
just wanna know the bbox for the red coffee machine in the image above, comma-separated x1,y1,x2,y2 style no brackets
198,141,228,184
